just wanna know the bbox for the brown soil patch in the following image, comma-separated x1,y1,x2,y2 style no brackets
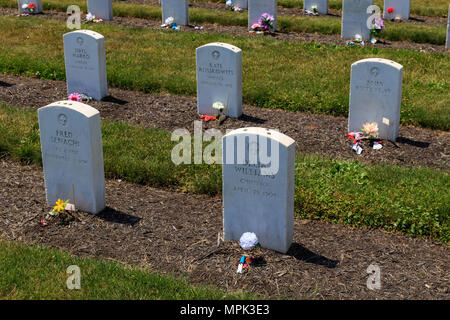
1,74,449,170
0,7,447,53
0,159,448,299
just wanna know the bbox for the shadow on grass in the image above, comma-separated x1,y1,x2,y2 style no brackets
287,243,339,268
96,206,141,226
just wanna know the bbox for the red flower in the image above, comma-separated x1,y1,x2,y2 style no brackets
387,7,394,13
200,115,216,122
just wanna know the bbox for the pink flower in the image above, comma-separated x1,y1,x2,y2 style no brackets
68,93,82,102
251,23,261,30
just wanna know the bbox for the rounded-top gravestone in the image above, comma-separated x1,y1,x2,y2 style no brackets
248,0,277,31
63,30,108,101
38,100,106,214
222,127,295,253
341,0,374,41
87,0,113,21
196,42,242,118
161,0,189,26
348,58,404,141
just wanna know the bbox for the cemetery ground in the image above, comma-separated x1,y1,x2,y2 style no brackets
0,2,449,300
0,1,448,46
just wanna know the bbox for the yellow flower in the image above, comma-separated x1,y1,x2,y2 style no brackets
53,199,66,212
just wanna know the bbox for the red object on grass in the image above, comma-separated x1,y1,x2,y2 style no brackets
387,7,394,13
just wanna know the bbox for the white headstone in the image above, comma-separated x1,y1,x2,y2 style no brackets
233,0,248,10
161,0,189,26
196,42,242,118
38,101,106,214
248,0,277,31
348,58,404,141
18,0,42,13
341,0,374,40
446,5,450,49
63,30,108,101
222,127,295,253
87,0,113,21
383,0,410,20
304,0,329,15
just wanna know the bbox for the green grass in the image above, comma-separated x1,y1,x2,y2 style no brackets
0,16,449,131
0,0,447,44
1,104,448,243
0,240,252,299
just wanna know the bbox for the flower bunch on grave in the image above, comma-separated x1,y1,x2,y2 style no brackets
68,92,91,103
225,0,243,12
162,16,180,30
51,198,69,216
370,16,385,43
346,122,382,154
346,34,365,46
251,13,275,33
305,5,319,15
361,122,379,139
86,12,103,23
20,3,36,16
40,198,76,226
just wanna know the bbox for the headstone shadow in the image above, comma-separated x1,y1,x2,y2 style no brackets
286,242,339,268
239,114,267,124
0,81,13,87
396,137,430,148
96,206,142,226
101,95,129,105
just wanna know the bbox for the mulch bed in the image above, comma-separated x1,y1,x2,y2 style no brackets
0,6,448,53
0,158,448,299
1,74,449,170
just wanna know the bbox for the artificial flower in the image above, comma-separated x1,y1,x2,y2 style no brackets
239,232,259,250
68,93,83,102
362,122,379,138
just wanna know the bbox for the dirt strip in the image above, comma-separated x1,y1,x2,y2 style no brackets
0,7,447,53
1,74,448,170
0,159,448,299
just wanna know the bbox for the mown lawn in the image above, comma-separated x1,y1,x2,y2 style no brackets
1,104,448,242
0,16,448,130
0,0,447,44
0,240,252,299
